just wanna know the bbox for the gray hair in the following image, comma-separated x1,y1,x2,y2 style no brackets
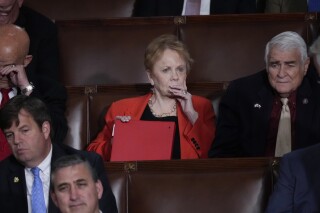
265,31,308,64
50,154,99,192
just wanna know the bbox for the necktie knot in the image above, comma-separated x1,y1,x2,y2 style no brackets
0,88,11,108
0,88,11,94
280,97,288,105
31,167,40,177
280,98,290,113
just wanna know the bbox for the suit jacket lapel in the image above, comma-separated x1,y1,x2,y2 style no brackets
251,83,274,155
295,78,315,149
7,158,28,212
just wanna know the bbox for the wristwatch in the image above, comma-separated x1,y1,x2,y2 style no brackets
21,82,34,95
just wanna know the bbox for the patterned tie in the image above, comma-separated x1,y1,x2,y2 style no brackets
31,167,46,213
308,0,320,12
0,88,11,108
185,0,201,15
275,98,291,157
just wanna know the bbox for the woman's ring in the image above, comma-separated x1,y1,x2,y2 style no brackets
183,90,187,95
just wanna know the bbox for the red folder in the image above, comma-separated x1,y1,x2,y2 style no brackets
110,120,176,161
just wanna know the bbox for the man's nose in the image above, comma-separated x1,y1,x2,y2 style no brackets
70,186,80,200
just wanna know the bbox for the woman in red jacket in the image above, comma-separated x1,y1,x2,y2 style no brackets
87,34,216,161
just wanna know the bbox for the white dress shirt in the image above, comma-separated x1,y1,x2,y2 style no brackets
0,87,17,103
182,0,211,15
25,145,52,213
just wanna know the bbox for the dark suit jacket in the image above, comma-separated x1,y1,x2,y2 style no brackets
28,75,68,144
209,70,320,157
16,6,59,81
13,6,68,144
266,143,320,212
132,0,256,16
0,143,118,213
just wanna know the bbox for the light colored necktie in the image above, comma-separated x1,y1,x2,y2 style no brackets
275,98,291,157
31,167,46,213
185,0,201,15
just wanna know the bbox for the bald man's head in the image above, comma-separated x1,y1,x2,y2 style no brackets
0,24,30,64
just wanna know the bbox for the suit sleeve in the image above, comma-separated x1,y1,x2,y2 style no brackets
265,155,295,212
88,152,118,213
30,76,68,144
183,98,216,158
35,21,59,81
208,82,244,157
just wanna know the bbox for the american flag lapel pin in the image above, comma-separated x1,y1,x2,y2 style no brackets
302,98,308,105
14,177,19,183
254,103,262,109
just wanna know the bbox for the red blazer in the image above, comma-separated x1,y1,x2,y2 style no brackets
0,130,11,161
87,93,216,161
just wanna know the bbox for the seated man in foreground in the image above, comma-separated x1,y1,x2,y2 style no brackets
0,95,117,213
209,31,320,157
51,154,103,213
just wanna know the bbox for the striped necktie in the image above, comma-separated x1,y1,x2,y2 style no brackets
31,167,46,213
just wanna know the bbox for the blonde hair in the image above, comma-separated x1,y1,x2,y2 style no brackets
144,34,193,73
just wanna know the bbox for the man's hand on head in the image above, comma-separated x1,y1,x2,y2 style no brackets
0,64,29,90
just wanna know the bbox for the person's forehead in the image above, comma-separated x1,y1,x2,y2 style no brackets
269,47,301,59
55,164,92,182
7,109,33,129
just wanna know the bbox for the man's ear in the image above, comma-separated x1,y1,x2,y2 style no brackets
146,71,154,86
17,0,24,7
303,57,310,76
42,121,51,140
96,180,104,199
23,55,33,68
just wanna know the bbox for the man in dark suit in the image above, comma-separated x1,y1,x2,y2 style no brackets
0,95,118,213
266,143,320,211
0,24,67,161
209,31,320,157
0,0,59,81
132,0,257,16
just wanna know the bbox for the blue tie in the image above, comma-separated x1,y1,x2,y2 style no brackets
31,167,46,213
309,0,320,12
